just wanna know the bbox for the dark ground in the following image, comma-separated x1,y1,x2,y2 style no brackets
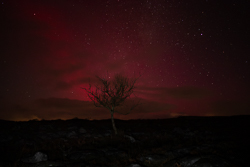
0,116,249,167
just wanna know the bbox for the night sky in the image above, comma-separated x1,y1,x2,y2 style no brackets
1,0,249,121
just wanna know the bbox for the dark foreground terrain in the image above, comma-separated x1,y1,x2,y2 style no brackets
0,116,249,167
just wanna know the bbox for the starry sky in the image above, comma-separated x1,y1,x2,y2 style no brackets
1,0,249,121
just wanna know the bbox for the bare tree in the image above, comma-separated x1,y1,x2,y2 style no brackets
82,73,140,135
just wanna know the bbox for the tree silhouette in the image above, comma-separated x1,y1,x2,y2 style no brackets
82,73,140,135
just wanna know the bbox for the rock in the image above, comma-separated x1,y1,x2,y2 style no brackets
164,147,191,160
67,126,78,130
68,149,109,165
0,117,248,166
22,152,48,163
124,135,136,143
0,135,13,142
132,132,147,136
126,164,142,167
139,154,167,167
67,131,77,138
173,127,183,134
173,146,195,156
69,149,104,161
57,131,68,137
192,155,233,167
178,155,201,166
33,161,66,167
84,133,92,138
162,154,234,167
47,132,59,139
101,147,128,160
104,132,111,137
79,127,87,134
93,134,103,138
173,127,196,138
39,124,53,130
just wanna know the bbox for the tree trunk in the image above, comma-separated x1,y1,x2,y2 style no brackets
110,110,117,135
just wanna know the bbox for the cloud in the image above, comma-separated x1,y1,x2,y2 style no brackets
2,94,249,121
33,98,107,119
135,86,210,100
115,98,174,114
166,87,210,99
0,98,105,121
210,100,250,116
36,50,92,90
0,96,175,121
34,97,175,120
0,102,40,121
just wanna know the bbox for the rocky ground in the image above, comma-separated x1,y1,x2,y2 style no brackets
0,116,249,167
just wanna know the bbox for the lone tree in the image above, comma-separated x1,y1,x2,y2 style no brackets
82,73,140,135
